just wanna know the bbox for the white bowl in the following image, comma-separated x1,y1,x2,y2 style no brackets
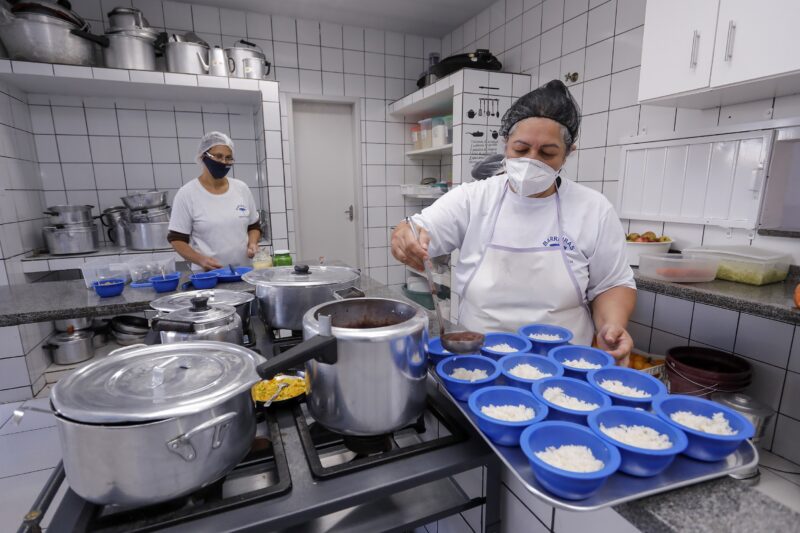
626,241,672,266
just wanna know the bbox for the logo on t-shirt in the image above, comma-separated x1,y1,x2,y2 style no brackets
542,235,575,251
235,204,249,217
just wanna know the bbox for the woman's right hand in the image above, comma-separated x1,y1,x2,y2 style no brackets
198,255,223,271
391,220,430,272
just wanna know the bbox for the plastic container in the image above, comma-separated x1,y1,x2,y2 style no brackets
209,266,253,283
665,346,752,397
517,324,573,355
548,346,615,381
626,240,672,266
498,353,564,390
128,257,176,286
418,118,433,149
532,377,611,425
189,271,219,289
638,253,719,283
431,116,448,148
444,115,453,144
520,421,621,500
587,407,688,477
149,273,181,293
586,367,667,410
411,125,422,150
252,249,273,270
683,246,791,286
81,259,131,289
92,278,125,298
653,395,755,462
436,355,500,401
481,332,533,359
467,386,548,446
273,250,292,267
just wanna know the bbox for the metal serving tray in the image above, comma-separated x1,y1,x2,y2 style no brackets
431,373,759,512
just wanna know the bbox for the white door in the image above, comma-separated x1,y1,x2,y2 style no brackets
291,100,360,266
638,0,720,102
710,0,800,87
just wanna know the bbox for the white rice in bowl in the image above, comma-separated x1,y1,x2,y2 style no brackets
509,363,553,380
562,357,602,369
543,387,599,411
480,403,535,422
670,411,738,436
535,445,604,473
529,332,563,341
487,342,519,353
450,367,488,382
599,379,651,398
600,423,672,449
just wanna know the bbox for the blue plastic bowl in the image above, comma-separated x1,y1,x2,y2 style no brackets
548,345,615,381
587,406,688,477
517,323,573,355
480,332,533,359
427,336,476,364
92,278,125,298
499,353,565,390
586,367,667,409
520,421,621,500
149,272,181,293
653,395,755,462
532,377,611,425
436,355,500,401
210,266,253,282
468,386,548,446
190,271,219,289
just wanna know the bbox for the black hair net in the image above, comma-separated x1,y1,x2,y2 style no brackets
499,79,581,145
470,154,505,181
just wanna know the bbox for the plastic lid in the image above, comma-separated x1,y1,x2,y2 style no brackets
51,342,264,424
711,392,774,418
683,246,790,262
243,265,359,287
274,249,291,255
151,289,254,313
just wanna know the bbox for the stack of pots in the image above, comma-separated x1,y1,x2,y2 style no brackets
42,205,99,255
101,7,163,71
165,34,271,79
45,317,96,365
99,205,130,246
120,191,171,250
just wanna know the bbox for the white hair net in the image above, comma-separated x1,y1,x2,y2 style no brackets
196,131,235,165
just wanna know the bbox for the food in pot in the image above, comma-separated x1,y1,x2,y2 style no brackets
562,357,602,369
599,379,651,398
669,411,737,435
543,387,599,411
450,367,488,382
535,445,604,472
528,332,563,341
626,231,671,243
487,342,519,353
251,376,306,402
509,363,552,380
480,404,535,421
600,423,672,449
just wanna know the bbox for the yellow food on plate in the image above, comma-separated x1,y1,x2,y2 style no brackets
251,376,307,403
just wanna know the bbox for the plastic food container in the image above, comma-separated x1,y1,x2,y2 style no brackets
93,278,125,298
418,118,433,149
586,367,667,410
638,253,719,283
548,346,615,381
498,353,564,390
625,241,672,266
189,272,219,289
436,355,500,401
467,386,548,446
411,125,421,150
431,116,448,147
480,332,533,359
128,257,176,287
517,323,573,355
683,246,791,286
532,376,611,425
149,273,181,293
81,259,130,289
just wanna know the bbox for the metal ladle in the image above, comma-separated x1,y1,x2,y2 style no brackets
405,218,485,354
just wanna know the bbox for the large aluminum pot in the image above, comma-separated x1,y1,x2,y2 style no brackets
43,224,99,255
54,316,92,332
107,6,149,31
44,330,94,365
151,289,255,334
43,204,94,226
243,264,359,330
257,298,429,435
129,205,170,223
165,40,209,75
123,221,170,250
103,30,158,70
121,190,167,210
151,296,243,345
47,341,264,506
225,39,271,78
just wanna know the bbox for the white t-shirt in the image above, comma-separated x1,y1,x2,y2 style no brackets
411,175,635,304
169,178,259,268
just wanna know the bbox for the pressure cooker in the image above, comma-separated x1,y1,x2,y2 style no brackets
151,296,243,345
151,289,255,333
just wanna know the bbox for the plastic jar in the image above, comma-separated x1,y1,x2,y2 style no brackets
411,125,421,150
273,250,293,266
431,116,447,147
418,118,433,149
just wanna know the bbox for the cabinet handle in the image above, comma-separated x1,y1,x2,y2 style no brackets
724,20,736,62
689,30,700,69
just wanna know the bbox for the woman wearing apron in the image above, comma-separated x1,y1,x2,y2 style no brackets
391,80,636,363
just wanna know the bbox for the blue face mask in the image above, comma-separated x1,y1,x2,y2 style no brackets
202,153,232,179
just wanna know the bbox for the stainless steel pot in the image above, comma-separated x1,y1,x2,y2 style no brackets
43,204,94,226
243,265,360,330
129,206,170,223
152,296,243,345
43,224,99,255
44,330,94,365
242,56,269,79
151,289,255,334
257,297,429,435
99,205,129,226
123,221,170,250
54,317,92,332
103,30,158,70
165,40,209,75
225,39,271,78
47,341,264,506
107,6,149,31
121,190,167,210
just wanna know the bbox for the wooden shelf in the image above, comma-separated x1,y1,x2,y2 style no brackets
405,144,453,160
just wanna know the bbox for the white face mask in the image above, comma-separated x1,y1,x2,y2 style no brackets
505,157,559,197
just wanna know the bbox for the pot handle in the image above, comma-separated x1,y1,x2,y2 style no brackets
166,411,238,461
151,318,194,334
256,333,338,379
70,29,110,48
264,60,271,76
228,56,235,74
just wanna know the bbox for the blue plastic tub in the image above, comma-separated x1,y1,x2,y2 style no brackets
548,345,615,381
210,266,253,282
587,406,688,477
436,355,500,401
499,353,564,390
189,271,219,289
517,324,573,355
653,395,755,462
532,377,611,425
149,273,181,293
467,386,548,446
586,367,667,409
480,332,533,359
520,421,621,500
92,278,125,298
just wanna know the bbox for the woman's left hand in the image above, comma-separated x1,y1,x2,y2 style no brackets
247,243,258,258
595,324,633,366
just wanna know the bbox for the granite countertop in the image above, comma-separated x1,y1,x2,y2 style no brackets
634,269,800,324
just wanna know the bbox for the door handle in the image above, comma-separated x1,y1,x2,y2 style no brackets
689,30,700,69
344,204,353,221
724,20,736,62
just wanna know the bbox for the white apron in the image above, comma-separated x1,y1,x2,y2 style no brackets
458,183,595,344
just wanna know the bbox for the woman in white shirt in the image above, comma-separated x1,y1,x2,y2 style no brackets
391,80,636,362
168,132,260,270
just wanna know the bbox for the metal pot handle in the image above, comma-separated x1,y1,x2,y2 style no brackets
228,56,235,74
166,411,238,461
70,29,109,48
256,333,338,379
264,60,271,76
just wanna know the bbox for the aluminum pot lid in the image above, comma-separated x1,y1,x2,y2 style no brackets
711,392,774,418
51,341,264,423
11,0,88,29
51,330,93,344
159,297,237,325
106,27,161,40
151,289,254,312
243,265,358,287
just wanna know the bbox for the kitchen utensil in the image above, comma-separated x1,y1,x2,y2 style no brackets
102,28,160,70
151,296,243,345
639,253,719,283
93,278,125,298
256,297,428,435
532,376,611,425
498,353,564,390
436,355,500,401
666,346,752,396
225,39,270,78
54,317,92,332
549,345,615,381
121,190,167,210
242,56,268,79
711,392,775,444
129,205,171,223
188,271,219,289
198,45,234,76
42,224,99,255
518,323,573,355
43,204,95,226
149,273,181,293
478,99,483,116
251,371,307,406
416,49,502,89
165,38,209,75
625,240,673,266
151,289,255,333
243,265,360,331
468,386,547,446
122,221,171,250
45,341,264,506
44,330,94,365
683,246,791,286
111,329,147,346
106,6,149,31
263,382,288,407
228,264,236,276
111,315,149,335
209,265,253,283
480,332,533,359
586,367,667,410
99,205,129,226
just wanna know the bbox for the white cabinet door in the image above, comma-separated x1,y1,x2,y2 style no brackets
638,0,720,102
710,0,800,87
